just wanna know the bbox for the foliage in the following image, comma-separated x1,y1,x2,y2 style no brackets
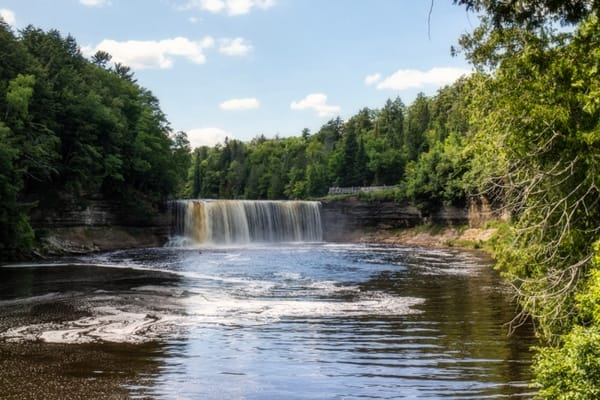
0,123,34,258
465,16,600,341
0,24,190,258
533,242,600,399
453,0,598,29
404,130,469,213
452,0,600,397
354,187,403,203
183,90,469,215
534,325,600,400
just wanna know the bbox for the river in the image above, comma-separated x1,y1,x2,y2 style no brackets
0,243,534,399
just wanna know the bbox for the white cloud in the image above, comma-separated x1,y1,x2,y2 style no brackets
290,93,341,118
365,73,381,86
86,37,215,69
186,127,233,147
219,38,253,56
180,0,275,16
79,0,111,7
376,67,472,90
220,97,259,110
0,9,16,26
197,0,225,13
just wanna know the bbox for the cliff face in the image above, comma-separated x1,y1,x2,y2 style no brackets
29,196,504,254
30,198,171,255
320,197,503,242
321,198,421,241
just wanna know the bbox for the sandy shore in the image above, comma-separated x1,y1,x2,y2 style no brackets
353,226,498,250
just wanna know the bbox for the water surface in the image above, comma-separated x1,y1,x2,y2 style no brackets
0,244,535,399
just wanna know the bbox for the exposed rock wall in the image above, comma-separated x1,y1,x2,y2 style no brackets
31,199,120,228
29,195,504,254
30,198,171,255
467,196,509,228
321,197,500,242
320,198,422,241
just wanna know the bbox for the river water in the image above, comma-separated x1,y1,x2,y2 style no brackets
0,243,535,399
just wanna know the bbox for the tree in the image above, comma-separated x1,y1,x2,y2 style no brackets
170,131,192,196
453,2,600,395
315,117,343,152
114,62,135,82
338,123,359,187
404,131,469,213
404,93,430,161
187,148,205,198
0,124,34,258
5,73,35,122
453,0,599,29
466,15,600,341
91,50,111,68
533,242,600,399
305,139,329,197
377,97,405,148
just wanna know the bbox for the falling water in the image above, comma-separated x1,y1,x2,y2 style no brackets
171,200,323,244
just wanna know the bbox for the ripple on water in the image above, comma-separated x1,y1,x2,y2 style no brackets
0,244,535,399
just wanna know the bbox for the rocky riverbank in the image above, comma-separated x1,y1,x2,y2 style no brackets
36,226,169,256
320,195,505,248
29,197,171,257
353,226,499,250
28,196,504,257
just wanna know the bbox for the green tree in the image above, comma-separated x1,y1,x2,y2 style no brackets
404,131,469,213
377,97,405,148
91,50,111,68
305,139,329,197
404,93,430,161
534,242,600,399
0,124,34,259
454,0,598,29
453,1,600,395
5,73,35,122
170,131,192,197
187,147,207,198
338,123,359,186
315,117,343,152
466,17,600,340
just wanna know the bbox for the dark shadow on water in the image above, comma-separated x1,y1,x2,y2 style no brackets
0,264,181,300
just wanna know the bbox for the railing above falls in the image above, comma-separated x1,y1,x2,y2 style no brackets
170,199,323,245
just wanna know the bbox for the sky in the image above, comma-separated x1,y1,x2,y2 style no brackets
0,0,477,148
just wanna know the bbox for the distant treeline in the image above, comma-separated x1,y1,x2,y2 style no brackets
184,88,470,216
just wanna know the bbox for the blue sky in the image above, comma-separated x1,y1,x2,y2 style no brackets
0,0,475,147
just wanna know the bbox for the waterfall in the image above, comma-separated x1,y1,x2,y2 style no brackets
171,200,323,245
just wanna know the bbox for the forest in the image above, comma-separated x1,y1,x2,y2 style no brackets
1,0,599,397
182,91,468,212
0,22,191,259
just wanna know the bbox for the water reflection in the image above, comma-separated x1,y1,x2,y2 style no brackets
0,244,535,399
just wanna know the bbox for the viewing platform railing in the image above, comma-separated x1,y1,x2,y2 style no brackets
327,185,399,195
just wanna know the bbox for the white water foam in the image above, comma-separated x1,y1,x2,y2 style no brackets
2,245,464,344
180,292,424,327
0,289,424,343
1,306,181,344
